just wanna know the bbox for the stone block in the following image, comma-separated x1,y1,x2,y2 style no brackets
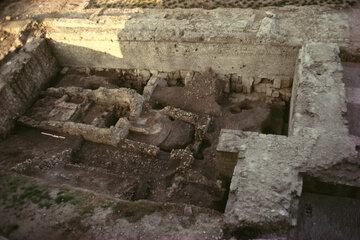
230,75,243,93
273,78,282,89
266,87,273,97
243,76,254,94
183,71,194,86
139,69,151,82
254,77,262,85
272,90,280,98
254,83,267,93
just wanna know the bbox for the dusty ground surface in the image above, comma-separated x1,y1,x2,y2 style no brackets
0,171,223,240
150,69,287,182
0,67,288,239
0,0,83,20
0,30,17,61
0,0,356,15
0,68,287,213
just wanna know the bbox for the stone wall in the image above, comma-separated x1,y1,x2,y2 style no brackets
0,39,58,138
217,43,356,233
43,17,300,82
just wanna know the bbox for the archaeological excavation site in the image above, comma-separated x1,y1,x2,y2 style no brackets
0,0,359,239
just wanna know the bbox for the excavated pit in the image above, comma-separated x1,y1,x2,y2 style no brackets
2,66,292,212
0,37,295,214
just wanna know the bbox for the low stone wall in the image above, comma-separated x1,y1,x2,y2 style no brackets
45,86,144,120
0,39,58,138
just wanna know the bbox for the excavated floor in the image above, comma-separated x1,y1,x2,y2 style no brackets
0,67,289,213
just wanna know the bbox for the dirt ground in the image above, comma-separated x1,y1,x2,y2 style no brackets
0,30,22,64
0,68,288,214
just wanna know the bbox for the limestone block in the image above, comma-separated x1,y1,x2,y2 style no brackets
254,83,267,93
254,77,262,85
183,71,194,86
230,75,243,93
150,69,158,76
242,76,254,94
266,87,273,97
273,78,282,89
272,90,280,98
180,70,193,79
256,16,283,43
139,69,151,82
143,75,168,100
224,79,231,94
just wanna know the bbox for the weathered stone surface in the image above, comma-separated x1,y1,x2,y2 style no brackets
170,148,194,174
256,15,283,43
46,86,144,120
159,120,194,151
18,116,129,147
120,138,160,156
242,76,254,94
220,43,357,232
43,15,299,80
273,78,282,89
161,106,211,141
143,75,167,100
0,38,58,138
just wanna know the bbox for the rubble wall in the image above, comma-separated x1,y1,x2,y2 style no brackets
0,39,58,138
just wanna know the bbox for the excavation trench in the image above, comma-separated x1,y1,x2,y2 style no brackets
0,37,296,217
